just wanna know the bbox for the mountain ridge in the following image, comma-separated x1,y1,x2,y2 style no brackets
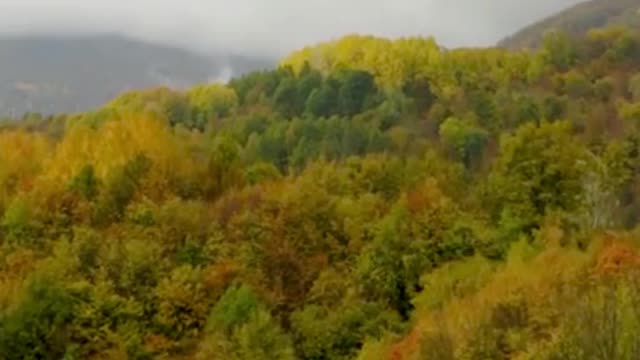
499,0,640,49
0,34,275,117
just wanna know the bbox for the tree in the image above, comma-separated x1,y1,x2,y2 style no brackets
187,84,238,129
244,162,282,185
205,135,244,198
291,301,401,360
336,70,377,116
295,64,324,114
273,77,299,117
305,85,337,118
93,153,152,225
153,266,210,339
105,87,192,128
561,70,592,98
439,117,489,168
619,101,640,128
229,69,287,106
487,121,586,233
470,90,499,130
68,164,100,201
1,196,40,245
538,31,579,71
0,278,76,360
207,285,261,335
199,285,295,360
629,73,640,101
402,76,435,113
593,76,615,102
356,179,474,318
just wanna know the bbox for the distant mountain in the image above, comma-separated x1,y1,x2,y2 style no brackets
0,34,275,117
499,0,640,49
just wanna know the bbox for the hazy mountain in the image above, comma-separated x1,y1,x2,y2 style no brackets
499,0,640,49
0,34,275,117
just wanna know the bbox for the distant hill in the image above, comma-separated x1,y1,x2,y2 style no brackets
0,34,274,117
499,0,640,49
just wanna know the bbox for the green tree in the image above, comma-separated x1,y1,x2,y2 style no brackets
273,78,299,117
402,76,435,114
69,164,100,201
539,31,579,71
305,85,337,118
291,301,401,360
187,84,238,129
93,153,152,225
295,64,324,113
207,285,261,335
1,196,41,246
439,117,489,168
200,285,295,360
487,121,586,234
356,181,474,318
0,278,76,360
336,70,377,116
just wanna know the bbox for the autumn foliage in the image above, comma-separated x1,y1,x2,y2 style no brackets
2,27,640,359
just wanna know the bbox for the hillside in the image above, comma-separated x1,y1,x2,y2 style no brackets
499,0,640,48
3,27,640,359
0,35,274,117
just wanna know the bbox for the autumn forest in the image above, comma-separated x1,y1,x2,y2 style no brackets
2,24,640,359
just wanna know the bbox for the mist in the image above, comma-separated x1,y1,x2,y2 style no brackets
0,0,586,57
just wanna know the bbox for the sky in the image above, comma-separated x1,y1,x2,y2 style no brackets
0,0,586,57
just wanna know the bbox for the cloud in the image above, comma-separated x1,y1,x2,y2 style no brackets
0,0,585,57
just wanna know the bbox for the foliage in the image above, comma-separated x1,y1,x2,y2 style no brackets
2,26,640,359
0,277,76,359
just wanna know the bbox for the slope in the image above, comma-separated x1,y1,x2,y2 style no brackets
499,0,640,49
0,34,274,117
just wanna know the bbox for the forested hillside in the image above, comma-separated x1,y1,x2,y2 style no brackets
2,26,640,359
500,0,640,48
0,35,273,117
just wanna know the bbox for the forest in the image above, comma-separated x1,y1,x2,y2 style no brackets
499,0,639,49
1,25,640,359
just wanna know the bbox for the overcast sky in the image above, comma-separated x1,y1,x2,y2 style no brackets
0,0,585,56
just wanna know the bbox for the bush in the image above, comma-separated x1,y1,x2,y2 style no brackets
0,278,76,359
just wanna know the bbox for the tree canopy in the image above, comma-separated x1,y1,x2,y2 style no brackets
2,26,640,360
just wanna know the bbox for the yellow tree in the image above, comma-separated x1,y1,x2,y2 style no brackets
281,35,440,89
0,130,51,205
187,84,238,128
42,113,196,199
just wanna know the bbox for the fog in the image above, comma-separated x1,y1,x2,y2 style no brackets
0,0,585,56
